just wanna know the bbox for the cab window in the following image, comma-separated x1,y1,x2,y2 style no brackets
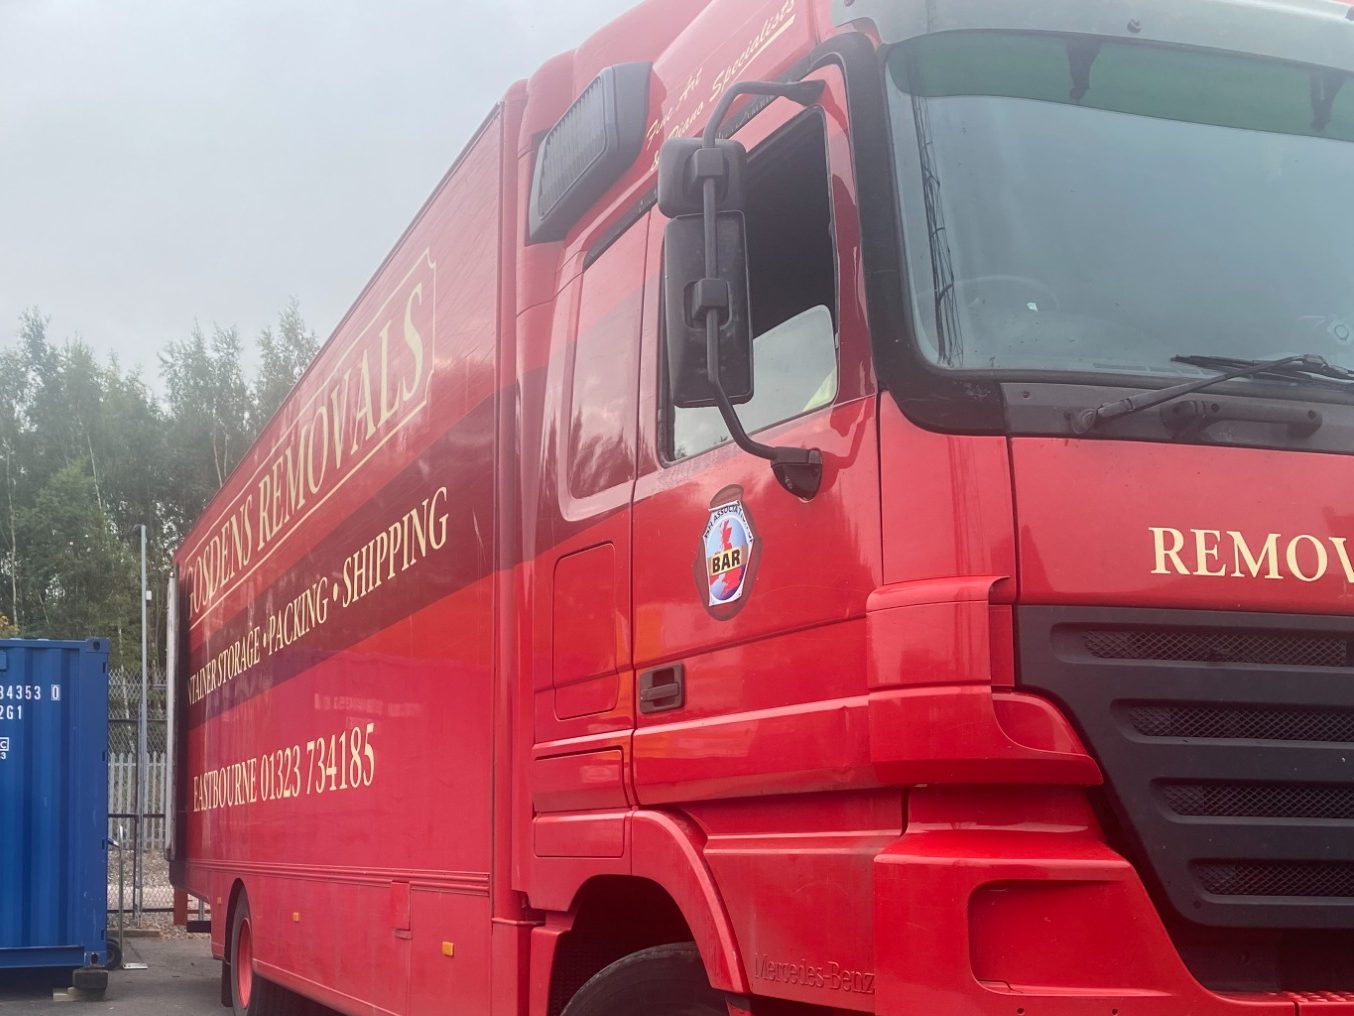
666,111,839,461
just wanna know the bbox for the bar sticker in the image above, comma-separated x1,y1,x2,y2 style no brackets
695,485,762,620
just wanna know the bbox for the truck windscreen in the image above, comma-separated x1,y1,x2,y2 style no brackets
886,31,1354,382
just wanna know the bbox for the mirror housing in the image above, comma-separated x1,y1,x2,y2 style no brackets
663,212,753,408
657,138,747,217
653,78,826,499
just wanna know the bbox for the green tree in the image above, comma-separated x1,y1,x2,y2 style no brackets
17,461,140,665
0,301,316,668
160,324,254,540
255,299,319,425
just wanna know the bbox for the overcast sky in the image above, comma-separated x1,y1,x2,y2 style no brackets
0,0,633,381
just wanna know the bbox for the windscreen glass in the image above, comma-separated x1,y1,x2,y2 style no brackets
886,32,1354,378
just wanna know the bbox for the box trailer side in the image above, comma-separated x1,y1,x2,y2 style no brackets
173,106,507,1015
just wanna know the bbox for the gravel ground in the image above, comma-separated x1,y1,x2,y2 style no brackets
0,936,219,1014
107,851,180,916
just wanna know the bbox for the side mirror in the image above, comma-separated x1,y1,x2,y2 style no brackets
663,212,753,408
652,78,825,499
657,138,746,218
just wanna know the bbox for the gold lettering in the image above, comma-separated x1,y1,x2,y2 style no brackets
189,255,436,620
1330,537,1354,582
328,380,349,471
242,495,255,556
1150,527,1188,575
352,351,378,451
378,322,399,427
1229,531,1281,580
385,521,403,580
404,503,427,570
284,439,307,517
400,283,426,402
341,555,355,609
269,457,286,531
307,409,328,494
372,531,389,591
1192,529,1227,577
256,474,273,549
429,487,449,550
1286,534,1328,583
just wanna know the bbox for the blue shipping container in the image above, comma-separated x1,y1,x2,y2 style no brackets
0,639,109,972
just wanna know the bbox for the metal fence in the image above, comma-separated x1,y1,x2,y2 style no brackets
106,669,175,916
108,751,168,855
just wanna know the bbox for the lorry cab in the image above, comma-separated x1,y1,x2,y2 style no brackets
173,0,1354,1013
522,0,1354,1008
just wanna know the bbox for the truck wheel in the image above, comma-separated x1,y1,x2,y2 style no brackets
561,943,725,1016
104,937,123,971
229,894,301,1016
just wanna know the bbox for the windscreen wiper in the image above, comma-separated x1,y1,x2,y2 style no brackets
1173,353,1354,384
1072,353,1353,434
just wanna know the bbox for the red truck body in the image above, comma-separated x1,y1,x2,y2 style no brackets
171,0,1354,1013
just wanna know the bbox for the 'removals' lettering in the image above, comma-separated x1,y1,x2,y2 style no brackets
185,252,436,620
1149,526,1354,583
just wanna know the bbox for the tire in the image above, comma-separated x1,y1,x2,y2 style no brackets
104,938,123,971
561,943,725,1016
228,892,306,1016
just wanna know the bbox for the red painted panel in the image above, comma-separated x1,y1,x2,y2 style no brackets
552,544,621,719
706,831,893,1012
699,792,902,1011
874,788,1292,1015
531,749,628,814
1013,438,1354,613
866,577,1006,689
879,398,1017,588
867,686,1100,787
533,815,626,859
526,216,645,748
407,890,493,1015
178,108,503,1016
632,66,880,689
634,694,875,804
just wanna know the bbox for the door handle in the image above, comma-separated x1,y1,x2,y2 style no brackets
638,665,685,714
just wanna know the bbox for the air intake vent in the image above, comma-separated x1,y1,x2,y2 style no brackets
1162,782,1354,821
528,62,651,244
1082,628,1349,667
1196,861,1354,900
537,77,609,215
1127,703,1354,744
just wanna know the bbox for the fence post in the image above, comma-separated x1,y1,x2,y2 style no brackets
135,524,149,920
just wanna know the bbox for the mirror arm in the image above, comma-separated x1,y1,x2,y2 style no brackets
698,79,826,500
701,81,826,147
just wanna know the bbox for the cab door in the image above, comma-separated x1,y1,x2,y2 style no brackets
528,216,649,818
630,66,882,803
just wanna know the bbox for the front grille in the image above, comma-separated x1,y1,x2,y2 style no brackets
1197,861,1354,900
1127,703,1354,744
1082,628,1349,667
1162,782,1354,821
1020,606,1354,934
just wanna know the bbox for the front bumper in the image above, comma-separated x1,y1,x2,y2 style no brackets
872,803,1352,1013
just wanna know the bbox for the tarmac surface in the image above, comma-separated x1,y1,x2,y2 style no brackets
0,936,222,1014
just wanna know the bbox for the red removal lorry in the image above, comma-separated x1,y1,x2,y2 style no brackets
169,0,1354,1012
